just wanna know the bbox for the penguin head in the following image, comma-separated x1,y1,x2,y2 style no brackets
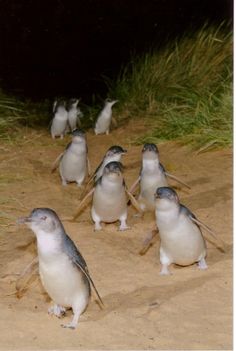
67,98,79,110
154,187,179,210
71,129,85,143
18,208,64,234
105,99,118,107
106,145,127,158
103,161,123,178
55,99,66,113
142,143,159,160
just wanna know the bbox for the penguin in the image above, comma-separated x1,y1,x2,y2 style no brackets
129,143,190,212
154,187,207,275
92,145,127,183
72,161,142,230
51,129,89,186
17,208,103,329
94,99,118,135
51,100,68,139
67,98,84,131
79,145,127,200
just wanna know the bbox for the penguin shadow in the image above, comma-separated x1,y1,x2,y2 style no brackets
206,241,232,265
181,184,232,211
85,273,220,322
28,159,49,174
187,176,210,187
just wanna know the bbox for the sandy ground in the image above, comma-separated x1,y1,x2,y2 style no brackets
0,122,232,350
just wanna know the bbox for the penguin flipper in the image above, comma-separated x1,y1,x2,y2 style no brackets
125,188,142,214
63,235,104,307
51,153,64,173
139,229,159,255
128,176,141,194
87,157,91,176
73,188,95,220
73,260,104,307
181,205,225,251
191,216,225,250
165,171,191,189
15,256,39,298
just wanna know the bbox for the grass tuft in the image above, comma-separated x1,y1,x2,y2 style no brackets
108,23,232,150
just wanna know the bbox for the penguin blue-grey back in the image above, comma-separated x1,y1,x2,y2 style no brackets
18,207,103,329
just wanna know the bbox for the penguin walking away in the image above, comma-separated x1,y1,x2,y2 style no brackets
18,208,103,329
67,98,84,131
51,100,68,139
94,99,118,135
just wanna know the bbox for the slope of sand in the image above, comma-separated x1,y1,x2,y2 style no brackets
0,122,232,350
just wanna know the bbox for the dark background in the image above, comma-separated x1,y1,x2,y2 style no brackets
0,0,232,103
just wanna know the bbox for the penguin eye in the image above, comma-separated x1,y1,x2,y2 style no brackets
40,216,47,221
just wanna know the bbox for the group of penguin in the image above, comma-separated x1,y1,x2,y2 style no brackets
50,98,118,138
18,98,221,329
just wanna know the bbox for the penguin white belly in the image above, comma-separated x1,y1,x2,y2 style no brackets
39,254,87,308
95,116,110,134
139,174,168,210
60,152,87,182
51,116,67,136
93,188,127,222
158,215,206,266
68,111,77,130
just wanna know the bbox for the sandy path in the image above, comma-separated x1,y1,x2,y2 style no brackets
0,122,232,350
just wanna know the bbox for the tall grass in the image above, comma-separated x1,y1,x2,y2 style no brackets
0,91,52,138
108,24,233,150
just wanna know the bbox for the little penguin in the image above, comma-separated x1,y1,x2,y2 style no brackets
51,129,89,186
92,145,127,183
129,143,190,212
91,161,129,230
18,208,103,329
94,99,118,135
67,98,84,131
51,100,68,139
154,187,207,275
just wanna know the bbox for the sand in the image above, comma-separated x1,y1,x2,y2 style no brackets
0,122,232,350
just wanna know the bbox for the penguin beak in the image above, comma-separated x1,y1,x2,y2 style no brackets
17,216,33,224
122,149,127,154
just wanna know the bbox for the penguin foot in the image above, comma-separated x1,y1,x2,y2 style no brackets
197,258,208,270
61,311,80,329
159,265,172,275
94,223,102,231
118,224,130,231
61,322,76,329
48,304,66,318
